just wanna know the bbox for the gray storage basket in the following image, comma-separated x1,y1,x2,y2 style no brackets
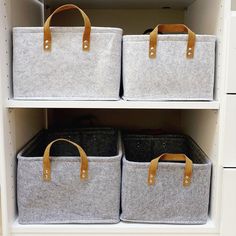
17,128,122,224
13,4,122,100
121,134,212,224
122,24,216,101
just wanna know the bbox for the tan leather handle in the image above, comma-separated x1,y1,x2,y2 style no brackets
44,4,91,51
148,153,193,187
43,138,89,182
149,24,196,59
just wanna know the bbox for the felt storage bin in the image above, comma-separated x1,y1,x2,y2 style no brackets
13,4,122,100
17,128,122,224
122,24,216,101
121,134,212,224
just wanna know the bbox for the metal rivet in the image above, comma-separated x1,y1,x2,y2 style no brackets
45,175,48,179
84,40,88,43
150,174,154,178
45,170,48,174
185,176,189,179
82,174,86,178
150,52,154,56
84,45,88,49
82,170,86,173
151,46,154,50
45,40,49,43
188,52,192,55
185,180,189,184
45,45,49,49
149,179,153,183
189,47,192,51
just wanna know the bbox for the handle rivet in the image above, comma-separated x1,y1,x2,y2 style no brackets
45,40,49,43
151,47,154,50
185,176,189,179
45,45,49,49
185,180,189,184
82,170,86,173
82,174,86,178
149,179,153,183
189,47,192,51
84,45,88,49
45,175,48,179
150,52,154,56
188,52,192,55
45,170,49,174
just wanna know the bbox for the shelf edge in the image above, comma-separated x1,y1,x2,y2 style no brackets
5,100,220,110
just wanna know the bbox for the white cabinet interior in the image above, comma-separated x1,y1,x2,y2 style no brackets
45,0,196,9
0,0,233,235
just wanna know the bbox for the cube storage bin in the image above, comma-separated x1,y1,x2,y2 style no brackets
17,128,122,224
121,134,212,224
122,24,216,101
13,4,122,100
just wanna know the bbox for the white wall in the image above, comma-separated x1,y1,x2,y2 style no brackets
50,9,185,34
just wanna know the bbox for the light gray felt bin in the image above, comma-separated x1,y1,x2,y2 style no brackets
121,134,212,224
17,128,122,224
122,26,216,101
13,4,122,100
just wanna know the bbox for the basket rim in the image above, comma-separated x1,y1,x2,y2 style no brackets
17,129,123,162
13,27,123,34
123,34,216,42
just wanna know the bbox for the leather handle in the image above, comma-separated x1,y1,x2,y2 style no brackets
148,153,193,187
43,138,89,182
149,24,196,59
44,4,91,51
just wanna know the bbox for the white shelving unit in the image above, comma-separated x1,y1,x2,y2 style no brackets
0,0,235,236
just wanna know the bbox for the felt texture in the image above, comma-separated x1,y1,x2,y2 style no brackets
17,128,122,224
13,27,122,100
121,134,212,224
122,35,216,101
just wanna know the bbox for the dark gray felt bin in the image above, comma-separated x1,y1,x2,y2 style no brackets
17,128,122,224
121,134,212,224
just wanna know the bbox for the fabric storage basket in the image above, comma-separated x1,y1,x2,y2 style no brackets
13,4,122,100
17,128,122,224
123,24,216,101
121,134,212,224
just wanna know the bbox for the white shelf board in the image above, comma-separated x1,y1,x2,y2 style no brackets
43,0,196,9
5,100,220,109
12,218,217,234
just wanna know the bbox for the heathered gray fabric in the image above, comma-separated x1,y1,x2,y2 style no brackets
17,128,122,224
13,27,122,100
123,35,216,101
121,134,212,224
